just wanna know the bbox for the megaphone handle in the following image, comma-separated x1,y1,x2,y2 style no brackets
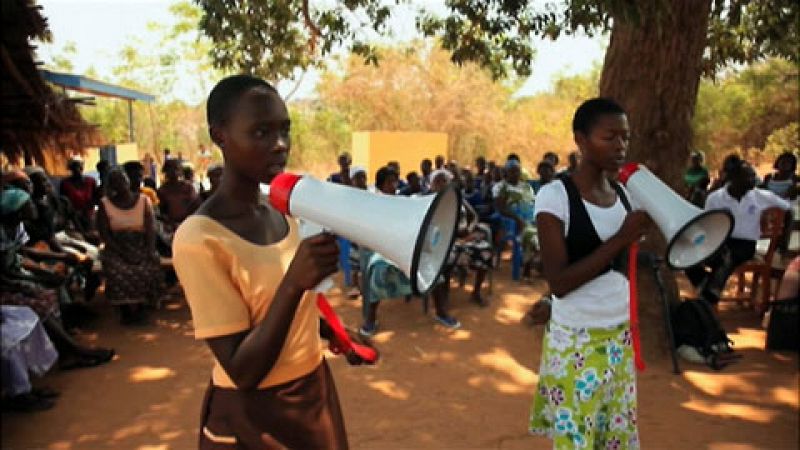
628,242,646,372
315,293,378,364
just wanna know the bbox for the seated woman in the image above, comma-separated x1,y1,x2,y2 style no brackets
760,151,798,253
492,159,537,278
3,171,89,319
58,158,97,233
431,170,493,307
1,188,114,369
97,169,163,325
462,169,489,213
24,167,100,303
157,159,201,245
359,167,460,336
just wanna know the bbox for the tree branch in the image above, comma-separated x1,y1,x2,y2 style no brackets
283,70,307,102
301,0,322,53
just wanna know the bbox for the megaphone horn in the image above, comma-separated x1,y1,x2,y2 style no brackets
269,172,461,295
618,163,733,269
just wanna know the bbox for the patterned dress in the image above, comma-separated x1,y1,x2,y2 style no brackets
446,201,493,271
0,225,60,319
493,180,538,262
100,196,162,306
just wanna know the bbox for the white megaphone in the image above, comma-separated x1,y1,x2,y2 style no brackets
268,172,461,295
618,163,733,269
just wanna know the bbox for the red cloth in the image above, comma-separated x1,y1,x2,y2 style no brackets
60,177,96,213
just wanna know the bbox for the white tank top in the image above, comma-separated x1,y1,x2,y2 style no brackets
102,196,147,231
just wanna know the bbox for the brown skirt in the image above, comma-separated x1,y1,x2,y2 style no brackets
199,360,348,450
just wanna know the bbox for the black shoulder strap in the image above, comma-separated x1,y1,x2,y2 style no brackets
610,180,632,212
558,173,589,227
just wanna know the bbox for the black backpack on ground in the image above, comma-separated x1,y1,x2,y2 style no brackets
672,299,741,370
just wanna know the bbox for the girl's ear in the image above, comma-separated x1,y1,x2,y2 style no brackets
210,126,225,149
573,131,587,151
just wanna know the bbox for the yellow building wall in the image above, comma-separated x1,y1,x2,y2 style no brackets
114,143,140,165
351,131,448,183
79,142,140,175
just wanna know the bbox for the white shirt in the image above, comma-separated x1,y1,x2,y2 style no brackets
534,180,633,329
705,187,790,241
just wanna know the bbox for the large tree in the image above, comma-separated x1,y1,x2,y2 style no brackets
195,0,798,357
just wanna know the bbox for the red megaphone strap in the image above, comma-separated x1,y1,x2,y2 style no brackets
628,242,646,372
316,293,378,363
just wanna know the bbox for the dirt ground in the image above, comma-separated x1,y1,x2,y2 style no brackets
2,269,798,449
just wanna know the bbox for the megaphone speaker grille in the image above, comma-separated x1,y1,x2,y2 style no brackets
409,186,461,294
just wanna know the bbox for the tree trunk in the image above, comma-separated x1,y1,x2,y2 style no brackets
599,0,712,360
600,0,712,187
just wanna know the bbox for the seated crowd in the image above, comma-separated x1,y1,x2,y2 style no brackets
326,150,797,336
1,147,795,412
1,155,219,412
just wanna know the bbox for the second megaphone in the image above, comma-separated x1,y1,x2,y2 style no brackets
618,163,733,269
269,172,461,295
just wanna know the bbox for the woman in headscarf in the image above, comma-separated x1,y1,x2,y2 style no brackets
1,188,114,369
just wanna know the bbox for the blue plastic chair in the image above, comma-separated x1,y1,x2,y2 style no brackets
337,237,352,286
492,213,523,281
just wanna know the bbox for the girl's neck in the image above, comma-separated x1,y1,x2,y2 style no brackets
573,161,607,189
219,170,260,207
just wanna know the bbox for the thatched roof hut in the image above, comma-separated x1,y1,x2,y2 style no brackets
0,0,104,166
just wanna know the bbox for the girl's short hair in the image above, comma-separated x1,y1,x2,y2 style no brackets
206,75,276,127
572,98,626,135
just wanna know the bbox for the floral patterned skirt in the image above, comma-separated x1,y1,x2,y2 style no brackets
530,320,639,449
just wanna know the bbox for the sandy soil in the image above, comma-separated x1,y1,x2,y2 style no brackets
2,270,798,449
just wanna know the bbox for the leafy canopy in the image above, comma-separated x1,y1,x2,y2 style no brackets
195,0,799,80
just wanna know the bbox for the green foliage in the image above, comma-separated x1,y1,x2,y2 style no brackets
764,123,799,160
48,41,77,72
705,0,800,75
314,42,599,166
194,0,394,81
194,1,798,80
693,58,799,167
288,104,351,169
